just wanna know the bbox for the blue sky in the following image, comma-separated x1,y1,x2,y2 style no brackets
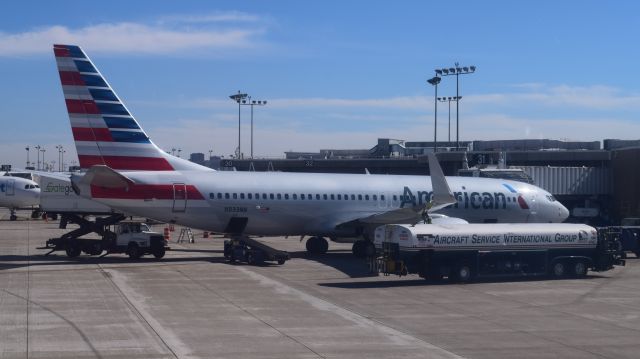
1,1,639,168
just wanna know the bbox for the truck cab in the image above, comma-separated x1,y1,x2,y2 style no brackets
110,221,168,259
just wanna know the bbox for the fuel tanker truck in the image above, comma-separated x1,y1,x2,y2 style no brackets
371,223,625,282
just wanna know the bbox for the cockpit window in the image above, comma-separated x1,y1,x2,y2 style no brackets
546,195,556,202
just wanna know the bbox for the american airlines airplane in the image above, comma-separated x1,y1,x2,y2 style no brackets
0,174,40,221
53,44,569,256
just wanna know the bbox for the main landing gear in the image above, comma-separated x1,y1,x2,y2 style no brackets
352,240,376,258
305,236,328,255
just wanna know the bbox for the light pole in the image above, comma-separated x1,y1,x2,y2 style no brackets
25,147,30,168
35,145,41,170
435,63,476,150
41,148,46,171
238,96,267,159
438,96,462,143
427,76,441,152
55,145,64,171
208,149,213,160
229,91,248,159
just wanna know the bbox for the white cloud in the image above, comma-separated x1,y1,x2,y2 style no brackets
468,84,640,110
0,22,264,56
158,11,264,24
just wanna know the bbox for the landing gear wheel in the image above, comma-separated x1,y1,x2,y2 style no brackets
363,241,376,257
551,261,566,278
306,237,328,255
572,261,588,278
127,243,142,259
277,258,286,265
352,241,365,258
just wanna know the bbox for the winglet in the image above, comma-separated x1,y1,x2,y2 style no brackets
427,153,456,212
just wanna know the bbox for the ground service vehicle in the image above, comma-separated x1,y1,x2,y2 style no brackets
371,223,624,282
45,220,169,259
223,236,289,265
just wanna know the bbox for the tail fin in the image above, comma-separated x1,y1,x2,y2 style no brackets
53,44,207,172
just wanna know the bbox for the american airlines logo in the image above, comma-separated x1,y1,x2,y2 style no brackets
400,186,516,210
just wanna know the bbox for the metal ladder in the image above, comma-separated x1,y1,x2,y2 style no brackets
177,228,195,243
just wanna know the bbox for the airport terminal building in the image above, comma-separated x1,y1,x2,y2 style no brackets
190,138,640,225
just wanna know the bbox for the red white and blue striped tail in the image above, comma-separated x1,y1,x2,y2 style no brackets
53,44,207,172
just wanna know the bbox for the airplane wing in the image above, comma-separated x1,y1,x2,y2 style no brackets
336,153,458,228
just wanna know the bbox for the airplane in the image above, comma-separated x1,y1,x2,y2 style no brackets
0,174,41,221
53,44,570,257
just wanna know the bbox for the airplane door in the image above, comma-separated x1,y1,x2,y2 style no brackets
172,183,187,212
5,179,15,196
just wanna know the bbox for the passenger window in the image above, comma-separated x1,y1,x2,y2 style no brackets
285,194,289,200
316,194,320,200
209,193,214,199
301,194,305,200
263,193,267,199
308,194,312,199
240,193,245,199
393,195,397,201
330,194,335,200
293,194,298,200
217,193,222,199
225,193,230,199
270,194,274,200
351,194,355,200
323,194,328,200
255,193,259,199
365,195,370,200
358,194,363,200
373,195,377,201
248,193,252,199
233,193,237,199
277,194,282,200
381,195,385,201
337,194,342,200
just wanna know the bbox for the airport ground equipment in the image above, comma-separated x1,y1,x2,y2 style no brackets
370,223,625,282
43,215,169,259
223,235,289,265
602,226,640,257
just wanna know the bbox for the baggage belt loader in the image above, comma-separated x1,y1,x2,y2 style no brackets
371,223,625,282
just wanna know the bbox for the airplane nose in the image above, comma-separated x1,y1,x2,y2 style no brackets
558,203,569,222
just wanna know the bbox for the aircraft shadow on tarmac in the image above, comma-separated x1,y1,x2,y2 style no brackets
318,272,611,289
0,252,229,271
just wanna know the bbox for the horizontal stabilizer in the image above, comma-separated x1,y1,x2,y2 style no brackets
71,165,134,198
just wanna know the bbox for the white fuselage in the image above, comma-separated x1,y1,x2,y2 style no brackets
87,170,569,237
0,176,40,210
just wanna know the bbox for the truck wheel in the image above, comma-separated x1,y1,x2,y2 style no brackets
65,243,81,258
452,263,474,283
277,258,286,265
551,261,566,278
152,246,166,259
572,261,588,278
127,243,142,259
246,252,256,265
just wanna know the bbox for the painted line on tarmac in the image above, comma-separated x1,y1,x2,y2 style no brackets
236,266,465,359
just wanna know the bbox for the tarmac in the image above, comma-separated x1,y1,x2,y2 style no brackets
1,209,640,358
